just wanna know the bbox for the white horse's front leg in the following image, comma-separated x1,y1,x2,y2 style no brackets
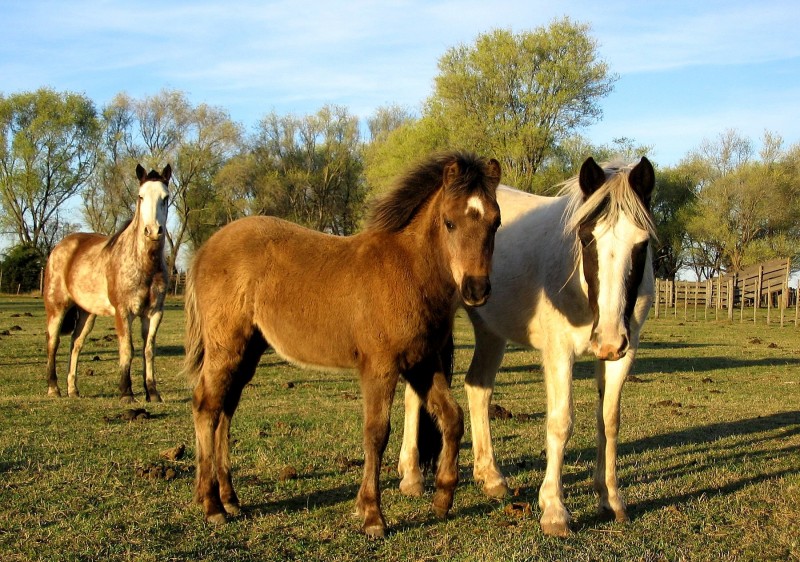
594,350,635,523
398,384,425,496
141,310,163,402
464,323,508,498
538,346,575,537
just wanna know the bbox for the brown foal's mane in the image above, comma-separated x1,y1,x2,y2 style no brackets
366,151,495,233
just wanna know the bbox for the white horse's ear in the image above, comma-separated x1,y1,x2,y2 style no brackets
629,157,655,207
579,157,605,199
136,163,147,183
162,164,172,183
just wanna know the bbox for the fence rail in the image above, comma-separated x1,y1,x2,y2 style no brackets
653,258,798,325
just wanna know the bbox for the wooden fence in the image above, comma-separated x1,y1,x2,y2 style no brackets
653,258,798,325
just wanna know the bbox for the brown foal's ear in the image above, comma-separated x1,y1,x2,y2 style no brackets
443,160,460,189
161,164,172,184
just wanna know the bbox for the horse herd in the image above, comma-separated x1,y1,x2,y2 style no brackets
41,151,656,539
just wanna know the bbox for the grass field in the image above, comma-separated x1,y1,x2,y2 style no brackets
0,295,798,561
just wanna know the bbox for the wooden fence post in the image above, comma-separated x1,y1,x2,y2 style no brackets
673,280,678,318
766,281,772,325
796,278,799,328
654,278,660,319
727,279,734,321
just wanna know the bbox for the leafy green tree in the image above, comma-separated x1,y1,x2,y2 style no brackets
173,102,244,258
651,165,697,279
432,20,615,190
251,105,365,235
0,88,100,253
82,93,139,234
0,243,44,293
363,20,615,194
683,130,800,277
363,112,446,196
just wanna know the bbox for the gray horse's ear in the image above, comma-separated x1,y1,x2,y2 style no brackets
162,164,172,183
579,157,605,199
136,163,147,183
629,157,655,208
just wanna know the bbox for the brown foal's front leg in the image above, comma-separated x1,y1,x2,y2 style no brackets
355,369,398,538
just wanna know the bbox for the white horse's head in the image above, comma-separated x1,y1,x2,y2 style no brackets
135,164,171,243
567,157,655,361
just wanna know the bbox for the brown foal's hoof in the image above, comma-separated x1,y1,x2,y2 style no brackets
599,505,630,523
119,395,135,404
47,387,61,398
432,490,454,519
223,502,241,517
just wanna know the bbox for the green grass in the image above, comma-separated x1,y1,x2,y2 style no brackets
0,295,798,561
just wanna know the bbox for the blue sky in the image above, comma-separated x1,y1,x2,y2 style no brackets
2,0,800,168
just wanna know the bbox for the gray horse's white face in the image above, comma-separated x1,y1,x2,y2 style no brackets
136,164,171,242
577,157,654,361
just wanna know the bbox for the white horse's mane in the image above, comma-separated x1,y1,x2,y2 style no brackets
558,159,657,238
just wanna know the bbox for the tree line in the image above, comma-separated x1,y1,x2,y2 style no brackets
1,18,798,292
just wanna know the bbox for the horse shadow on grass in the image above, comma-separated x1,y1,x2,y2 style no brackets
492,409,800,529
635,354,800,375
237,472,505,537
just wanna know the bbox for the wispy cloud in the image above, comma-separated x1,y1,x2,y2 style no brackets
2,0,799,165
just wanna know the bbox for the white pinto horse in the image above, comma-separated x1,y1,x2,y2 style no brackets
398,156,656,537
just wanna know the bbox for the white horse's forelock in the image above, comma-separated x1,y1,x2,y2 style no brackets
554,160,657,292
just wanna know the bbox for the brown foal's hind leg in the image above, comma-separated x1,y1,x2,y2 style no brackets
193,371,228,525
355,368,399,538
425,369,464,518
215,336,267,517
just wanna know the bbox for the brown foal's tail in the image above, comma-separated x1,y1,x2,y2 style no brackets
417,331,454,471
183,267,205,384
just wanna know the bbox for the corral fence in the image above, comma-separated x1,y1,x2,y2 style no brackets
653,258,798,326
170,271,188,296
0,268,191,296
